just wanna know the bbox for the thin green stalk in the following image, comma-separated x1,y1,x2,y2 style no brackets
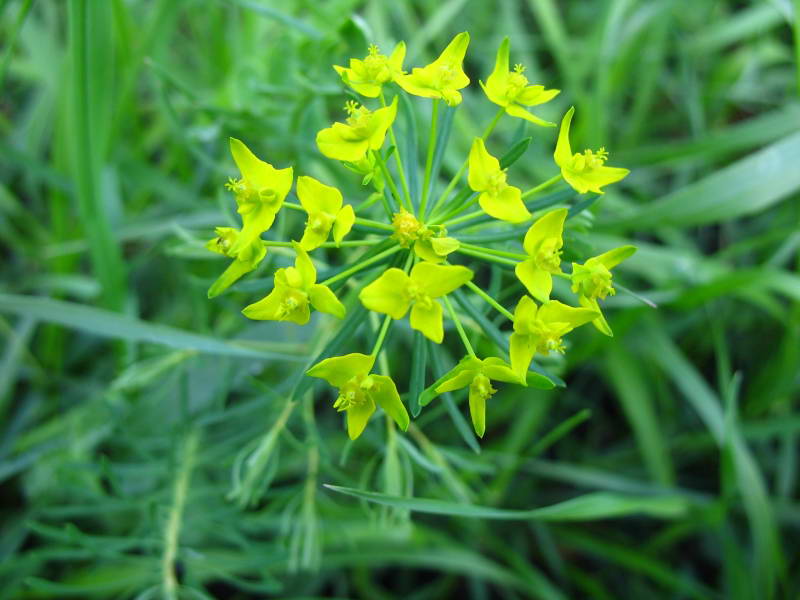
0,0,32,90
460,242,528,261
521,174,563,199
455,246,518,267
419,99,440,217
370,314,393,359
380,92,414,210
320,245,402,286
373,150,406,213
464,280,515,321
443,295,476,357
162,429,199,600
444,208,486,228
430,107,505,217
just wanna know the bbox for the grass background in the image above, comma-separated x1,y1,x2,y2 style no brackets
1,0,800,598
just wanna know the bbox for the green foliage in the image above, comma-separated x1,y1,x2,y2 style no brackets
1,0,799,598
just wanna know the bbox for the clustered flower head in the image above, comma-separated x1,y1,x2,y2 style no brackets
203,33,637,440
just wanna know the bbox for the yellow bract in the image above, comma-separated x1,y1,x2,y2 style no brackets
514,208,568,302
468,138,530,223
509,296,597,379
205,227,267,299
225,137,293,256
432,356,519,437
359,262,473,343
316,97,398,162
334,42,406,98
396,32,470,106
571,245,637,336
307,353,409,439
242,243,345,325
296,176,355,250
481,38,560,126
555,107,629,194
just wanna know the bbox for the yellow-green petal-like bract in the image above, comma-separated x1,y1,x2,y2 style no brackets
333,42,406,98
316,97,398,162
554,107,629,194
205,227,267,299
296,176,355,250
395,32,470,106
467,138,530,223
514,207,568,302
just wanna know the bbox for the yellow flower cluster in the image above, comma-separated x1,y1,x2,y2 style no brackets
205,34,637,440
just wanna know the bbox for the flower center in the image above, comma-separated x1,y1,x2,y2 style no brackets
486,170,508,195
407,281,434,310
572,262,615,300
344,100,372,131
437,63,456,87
507,64,529,100
392,210,422,247
333,374,374,411
359,45,391,83
570,147,609,173
276,288,309,320
226,177,279,214
470,374,497,401
534,237,562,273
530,320,567,355
307,211,334,235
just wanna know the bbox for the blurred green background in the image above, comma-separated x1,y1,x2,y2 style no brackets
1,0,800,598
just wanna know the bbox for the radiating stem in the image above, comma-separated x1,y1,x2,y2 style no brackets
419,99,440,217
320,245,402,286
373,150,406,214
465,280,515,321
444,208,486,228
370,314,393,359
380,92,414,210
521,174,563,199
443,295,476,357
460,242,527,261
455,246,518,267
429,107,505,218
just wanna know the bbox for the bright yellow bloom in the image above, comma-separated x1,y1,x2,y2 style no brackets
296,176,355,251
414,234,460,264
359,262,473,343
333,42,406,98
316,97,398,162
468,138,530,223
433,356,519,437
571,245,636,336
389,210,459,264
205,227,267,299
481,37,559,126
509,296,597,379
242,242,345,324
307,353,409,439
225,138,293,256
396,32,470,106
514,208,568,302
555,107,629,194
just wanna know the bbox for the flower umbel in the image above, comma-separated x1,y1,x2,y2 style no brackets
242,243,345,324
481,37,560,126
571,245,637,336
514,208,568,302
396,32,470,106
468,138,530,223
509,296,598,379
307,353,409,439
554,107,630,194
334,42,406,98
359,262,473,343
296,176,355,250
205,227,267,299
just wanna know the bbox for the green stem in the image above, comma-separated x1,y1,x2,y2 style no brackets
380,92,414,210
370,314,393,359
419,99,440,217
465,280,514,321
162,429,199,600
430,107,505,217
521,174,563,199
795,0,800,97
320,245,402,286
460,242,528,261
373,150,406,213
455,246,518,267
443,295,476,357
444,208,486,228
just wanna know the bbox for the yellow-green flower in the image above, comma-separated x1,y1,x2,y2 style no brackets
468,138,530,223
307,353,409,439
396,32,470,106
514,208,568,302
205,227,267,299
555,107,629,194
225,137,293,256
359,262,473,343
509,296,597,379
571,245,636,336
432,356,520,437
296,176,355,251
414,234,460,264
242,242,345,324
333,42,406,98
481,37,559,126
316,97,398,162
